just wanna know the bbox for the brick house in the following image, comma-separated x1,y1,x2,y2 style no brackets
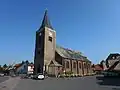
34,10,92,76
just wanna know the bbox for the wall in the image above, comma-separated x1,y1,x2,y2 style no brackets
28,65,34,74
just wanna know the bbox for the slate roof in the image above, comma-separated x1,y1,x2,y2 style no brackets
56,45,90,62
107,56,120,71
39,10,53,30
106,53,120,68
49,60,62,67
108,61,120,71
106,53,120,61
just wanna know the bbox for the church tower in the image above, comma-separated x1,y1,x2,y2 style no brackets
34,10,56,74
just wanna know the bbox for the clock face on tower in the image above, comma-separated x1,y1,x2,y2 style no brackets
49,32,52,36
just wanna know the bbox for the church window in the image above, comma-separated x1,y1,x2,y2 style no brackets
73,62,76,68
48,36,52,42
66,61,69,68
39,33,42,36
79,63,81,69
38,51,40,54
84,63,87,68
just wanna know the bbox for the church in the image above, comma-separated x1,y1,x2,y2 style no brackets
34,10,93,76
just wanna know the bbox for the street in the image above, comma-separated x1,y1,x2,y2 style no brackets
0,76,120,90
0,77,9,83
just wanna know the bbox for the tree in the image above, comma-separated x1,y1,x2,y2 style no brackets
30,62,33,64
25,60,29,64
22,61,25,64
100,60,105,68
91,64,95,68
3,64,8,69
0,65,3,72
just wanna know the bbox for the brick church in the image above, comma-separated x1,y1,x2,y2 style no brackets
34,10,93,76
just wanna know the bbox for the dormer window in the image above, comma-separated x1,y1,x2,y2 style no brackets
112,57,115,59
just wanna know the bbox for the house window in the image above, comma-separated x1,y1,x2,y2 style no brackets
73,62,76,68
66,61,69,68
48,36,52,42
79,63,81,69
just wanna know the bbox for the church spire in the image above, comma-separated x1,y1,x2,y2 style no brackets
40,10,53,30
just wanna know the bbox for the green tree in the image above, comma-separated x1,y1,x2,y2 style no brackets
0,65,3,72
100,60,105,68
22,61,25,64
30,62,33,64
3,64,8,69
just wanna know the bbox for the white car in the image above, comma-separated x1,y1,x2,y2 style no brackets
33,73,44,80
0,73,4,77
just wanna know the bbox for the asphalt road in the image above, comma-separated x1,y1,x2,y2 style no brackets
0,76,120,90
13,76,120,90
0,76,9,83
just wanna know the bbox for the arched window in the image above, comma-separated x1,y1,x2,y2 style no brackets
87,64,90,69
73,62,76,68
66,61,69,68
79,63,81,69
84,63,86,68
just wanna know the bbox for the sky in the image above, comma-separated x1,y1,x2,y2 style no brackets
0,0,120,65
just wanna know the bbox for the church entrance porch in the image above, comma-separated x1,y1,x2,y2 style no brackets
47,60,62,77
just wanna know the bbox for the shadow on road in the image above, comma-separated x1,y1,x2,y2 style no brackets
96,76,120,87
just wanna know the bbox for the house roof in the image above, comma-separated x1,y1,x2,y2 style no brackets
14,64,21,67
106,53,120,68
14,63,22,69
108,61,120,71
56,45,90,62
106,53,120,61
94,64,103,71
49,60,62,67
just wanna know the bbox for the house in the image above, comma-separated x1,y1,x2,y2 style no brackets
14,61,34,74
106,53,120,71
102,53,120,76
34,10,93,77
92,64,103,74
27,64,34,74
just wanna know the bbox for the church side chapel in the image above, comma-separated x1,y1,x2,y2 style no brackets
34,10,93,77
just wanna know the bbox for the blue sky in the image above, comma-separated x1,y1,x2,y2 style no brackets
0,0,120,65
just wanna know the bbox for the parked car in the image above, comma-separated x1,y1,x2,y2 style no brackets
0,73,4,77
11,74,16,77
33,73,44,80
